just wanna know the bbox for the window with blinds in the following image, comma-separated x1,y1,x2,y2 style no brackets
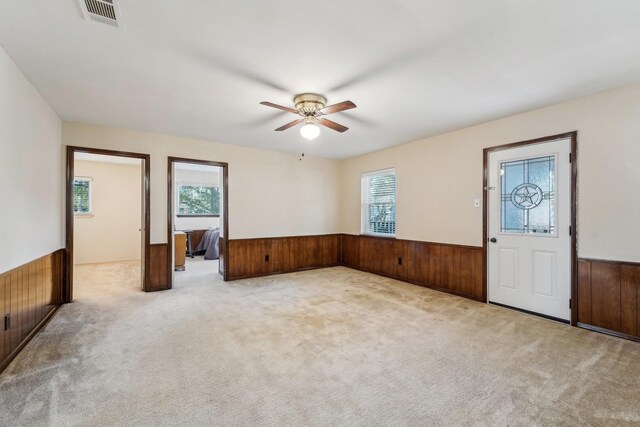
361,168,396,236
73,177,92,215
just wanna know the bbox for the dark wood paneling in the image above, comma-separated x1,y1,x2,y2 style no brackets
459,248,484,301
620,265,638,337
577,260,592,325
341,234,360,268
590,262,621,331
1,249,64,373
227,235,341,280
148,244,169,291
577,258,640,342
1,276,6,363
341,235,484,302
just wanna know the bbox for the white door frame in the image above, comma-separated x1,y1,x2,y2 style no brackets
483,132,578,325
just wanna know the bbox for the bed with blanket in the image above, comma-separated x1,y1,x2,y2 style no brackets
194,228,220,260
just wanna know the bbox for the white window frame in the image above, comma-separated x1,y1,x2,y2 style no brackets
73,176,93,216
360,168,396,237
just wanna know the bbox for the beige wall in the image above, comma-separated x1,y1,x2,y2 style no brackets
62,122,341,243
174,168,221,230
73,160,142,264
0,46,62,273
340,82,640,263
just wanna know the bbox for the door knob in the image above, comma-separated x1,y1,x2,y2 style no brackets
489,237,497,243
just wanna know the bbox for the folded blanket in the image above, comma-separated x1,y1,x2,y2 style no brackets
194,228,220,260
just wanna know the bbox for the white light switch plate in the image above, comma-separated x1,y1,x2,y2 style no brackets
474,199,480,208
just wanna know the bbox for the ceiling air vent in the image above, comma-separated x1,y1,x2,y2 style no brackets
79,0,122,28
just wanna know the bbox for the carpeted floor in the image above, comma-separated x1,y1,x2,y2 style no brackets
1,261,639,426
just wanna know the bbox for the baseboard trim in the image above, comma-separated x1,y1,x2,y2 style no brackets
0,305,61,374
577,323,640,343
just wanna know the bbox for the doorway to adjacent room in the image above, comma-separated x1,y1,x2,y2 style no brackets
168,157,229,287
65,146,150,302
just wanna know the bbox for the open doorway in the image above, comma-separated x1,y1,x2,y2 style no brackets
167,157,228,287
65,147,150,303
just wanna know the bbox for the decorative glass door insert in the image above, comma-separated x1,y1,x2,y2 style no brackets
500,155,556,235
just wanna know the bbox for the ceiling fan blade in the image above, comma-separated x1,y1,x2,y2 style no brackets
318,118,349,133
321,100,356,115
275,119,303,131
260,101,299,114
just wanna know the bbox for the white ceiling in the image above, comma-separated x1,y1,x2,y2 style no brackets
1,1,639,159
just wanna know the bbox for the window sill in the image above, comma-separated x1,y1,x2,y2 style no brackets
74,213,94,218
360,233,396,239
177,215,220,218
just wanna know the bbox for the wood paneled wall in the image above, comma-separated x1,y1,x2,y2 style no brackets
226,235,340,280
1,249,65,372
148,244,170,291
578,259,639,341
226,234,483,302
341,234,484,301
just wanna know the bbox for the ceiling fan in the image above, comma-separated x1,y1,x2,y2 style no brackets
260,93,356,140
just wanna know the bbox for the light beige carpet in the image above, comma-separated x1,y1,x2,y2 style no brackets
1,261,639,426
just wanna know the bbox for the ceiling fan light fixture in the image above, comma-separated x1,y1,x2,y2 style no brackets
300,123,320,140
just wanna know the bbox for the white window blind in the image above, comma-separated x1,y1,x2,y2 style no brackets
361,168,396,236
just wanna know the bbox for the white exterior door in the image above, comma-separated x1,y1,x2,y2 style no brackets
488,137,572,321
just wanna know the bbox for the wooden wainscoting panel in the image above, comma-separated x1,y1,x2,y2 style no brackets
441,245,461,294
229,234,484,301
321,235,340,267
227,235,342,280
590,261,621,331
253,239,270,275
577,260,592,325
407,241,429,285
620,264,639,337
9,270,19,352
148,244,170,291
307,236,323,269
268,238,285,273
227,239,246,278
1,275,6,363
577,258,640,342
392,240,409,280
459,248,484,301
427,244,442,288
0,249,65,373
341,234,360,268
340,235,484,302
